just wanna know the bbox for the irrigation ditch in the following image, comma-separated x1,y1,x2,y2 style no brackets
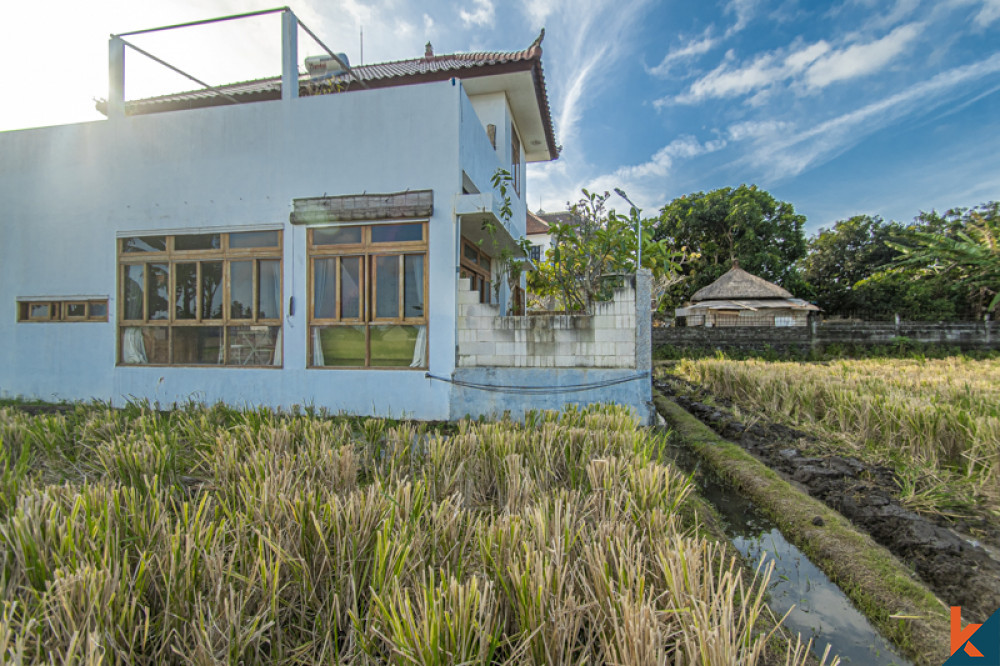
652,384,962,665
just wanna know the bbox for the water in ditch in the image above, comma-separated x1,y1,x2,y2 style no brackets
660,430,911,665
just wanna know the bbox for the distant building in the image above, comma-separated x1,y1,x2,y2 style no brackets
525,209,578,263
675,263,819,327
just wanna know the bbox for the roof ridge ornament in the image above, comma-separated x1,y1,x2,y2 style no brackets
529,28,545,53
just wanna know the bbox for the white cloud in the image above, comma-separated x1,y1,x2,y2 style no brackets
459,0,495,27
724,0,758,35
727,120,791,141
744,52,1000,180
520,0,563,28
666,23,923,105
975,0,1000,25
614,136,726,180
803,22,922,88
649,28,717,77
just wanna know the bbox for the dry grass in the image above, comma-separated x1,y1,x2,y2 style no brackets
0,402,834,665
671,357,1000,519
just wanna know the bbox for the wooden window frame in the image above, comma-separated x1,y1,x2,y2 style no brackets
308,222,429,369
17,299,109,323
460,238,493,305
117,230,283,367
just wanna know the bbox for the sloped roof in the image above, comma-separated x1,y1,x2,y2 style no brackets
683,298,820,312
526,210,549,235
97,32,558,161
691,264,795,302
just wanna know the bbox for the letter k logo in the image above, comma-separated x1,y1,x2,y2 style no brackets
952,607,985,657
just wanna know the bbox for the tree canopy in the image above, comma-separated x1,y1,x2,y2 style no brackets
652,185,808,306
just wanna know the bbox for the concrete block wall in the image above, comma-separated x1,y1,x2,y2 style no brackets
456,278,637,367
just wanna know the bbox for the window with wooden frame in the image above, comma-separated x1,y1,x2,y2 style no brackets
308,222,428,369
511,123,522,196
17,299,108,322
460,238,493,305
117,230,282,367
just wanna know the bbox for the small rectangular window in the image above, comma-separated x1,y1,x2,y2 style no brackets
18,299,109,322
371,223,422,244
174,234,221,251
230,230,279,248
313,226,363,246
122,236,166,253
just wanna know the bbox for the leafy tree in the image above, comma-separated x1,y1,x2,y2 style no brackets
527,190,692,312
885,203,999,317
801,215,903,314
653,185,808,307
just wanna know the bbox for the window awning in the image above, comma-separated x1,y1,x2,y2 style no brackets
290,190,433,225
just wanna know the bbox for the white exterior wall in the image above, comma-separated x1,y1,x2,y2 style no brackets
0,80,505,418
456,278,637,368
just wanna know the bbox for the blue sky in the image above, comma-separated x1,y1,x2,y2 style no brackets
2,0,998,233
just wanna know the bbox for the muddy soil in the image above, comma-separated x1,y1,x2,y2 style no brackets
654,378,1000,623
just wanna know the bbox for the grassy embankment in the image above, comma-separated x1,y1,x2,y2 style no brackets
652,394,951,666
669,357,1000,524
0,402,832,665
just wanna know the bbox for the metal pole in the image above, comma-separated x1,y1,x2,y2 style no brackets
108,36,125,119
614,188,641,273
281,9,298,101
117,7,289,36
119,40,241,104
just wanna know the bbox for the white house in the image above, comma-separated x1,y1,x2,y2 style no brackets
0,10,652,422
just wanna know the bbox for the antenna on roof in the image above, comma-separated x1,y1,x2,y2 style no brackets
360,26,363,65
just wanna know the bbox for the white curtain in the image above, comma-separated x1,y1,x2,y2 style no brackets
272,328,283,366
123,327,147,364
407,255,427,367
312,328,325,366
266,260,283,366
410,326,427,368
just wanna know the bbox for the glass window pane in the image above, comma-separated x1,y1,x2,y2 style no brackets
227,326,279,366
313,226,362,246
404,255,425,318
370,325,419,367
313,325,365,366
148,264,169,321
175,234,221,251
66,303,86,318
89,302,108,319
258,260,280,320
372,224,422,243
340,256,362,319
30,303,51,319
121,326,168,364
121,236,165,253
313,258,337,319
464,243,479,264
201,262,223,319
175,263,197,320
230,261,253,319
374,255,400,319
229,230,279,248
172,327,223,365
123,265,144,320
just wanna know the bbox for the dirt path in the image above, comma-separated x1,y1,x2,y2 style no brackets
655,378,1000,624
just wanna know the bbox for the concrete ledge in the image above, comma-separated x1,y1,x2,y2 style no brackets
653,392,949,665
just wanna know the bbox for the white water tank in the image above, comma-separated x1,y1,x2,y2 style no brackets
305,53,350,80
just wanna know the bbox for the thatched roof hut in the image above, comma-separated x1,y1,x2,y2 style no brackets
677,263,819,327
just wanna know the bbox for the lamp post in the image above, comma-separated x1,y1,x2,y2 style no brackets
614,188,641,272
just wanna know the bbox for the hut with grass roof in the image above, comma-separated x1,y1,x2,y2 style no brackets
675,262,819,327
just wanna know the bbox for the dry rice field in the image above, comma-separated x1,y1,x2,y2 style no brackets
672,357,1000,522
0,402,831,665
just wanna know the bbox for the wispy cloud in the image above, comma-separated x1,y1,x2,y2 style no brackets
648,0,759,78
803,22,923,88
665,22,923,105
459,0,495,27
649,28,717,77
974,0,1000,25
741,52,1000,180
